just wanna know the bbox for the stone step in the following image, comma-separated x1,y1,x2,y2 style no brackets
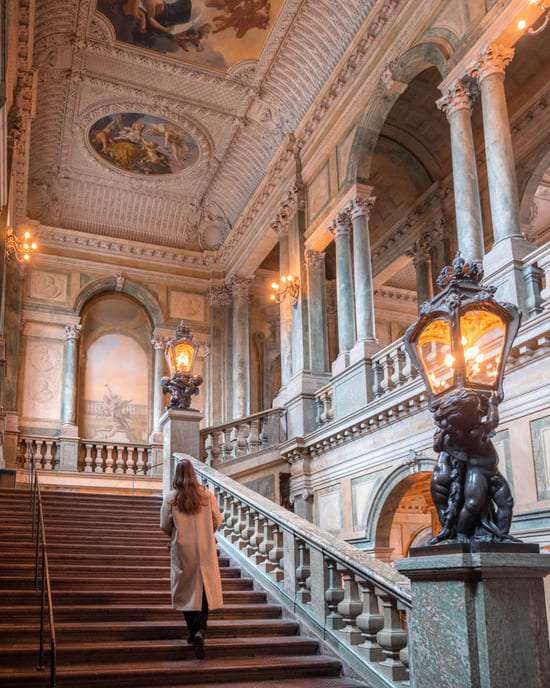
0,636,321,668
0,618,301,644
0,654,345,688
0,563,241,578
0,575,252,591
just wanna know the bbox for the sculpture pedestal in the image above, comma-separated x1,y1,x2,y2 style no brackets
396,544,550,688
159,408,203,496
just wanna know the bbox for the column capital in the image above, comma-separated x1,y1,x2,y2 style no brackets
271,182,305,233
65,324,82,341
208,283,231,306
329,212,352,238
230,274,254,296
346,195,376,220
304,248,325,270
436,78,478,117
469,42,514,82
151,335,168,351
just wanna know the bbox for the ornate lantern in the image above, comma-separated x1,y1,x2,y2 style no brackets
161,321,203,410
403,253,522,545
404,253,521,408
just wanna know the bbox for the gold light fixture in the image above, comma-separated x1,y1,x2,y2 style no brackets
269,275,300,307
6,227,38,263
517,0,549,34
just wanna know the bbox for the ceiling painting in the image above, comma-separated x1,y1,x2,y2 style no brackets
96,0,285,72
88,112,200,175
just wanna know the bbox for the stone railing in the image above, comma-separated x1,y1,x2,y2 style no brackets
524,241,550,316
371,339,419,400
189,455,411,688
200,408,286,465
315,382,334,426
17,436,153,475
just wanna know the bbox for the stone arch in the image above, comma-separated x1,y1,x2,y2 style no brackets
73,275,164,328
345,41,449,184
364,455,436,551
518,146,550,230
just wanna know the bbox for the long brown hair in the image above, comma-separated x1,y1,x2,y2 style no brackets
172,458,208,514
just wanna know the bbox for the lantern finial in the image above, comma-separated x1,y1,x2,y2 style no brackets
436,251,485,289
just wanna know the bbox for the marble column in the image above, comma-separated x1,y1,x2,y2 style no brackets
347,192,378,355
208,285,231,425
437,79,484,263
329,212,355,369
231,274,252,420
326,280,338,365
274,223,293,386
470,43,520,244
62,324,81,427
59,323,81,471
151,333,167,435
469,42,535,316
304,249,330,376
407,236,434,311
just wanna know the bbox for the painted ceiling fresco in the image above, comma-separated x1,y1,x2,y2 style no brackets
88,112,200,175
97,0,285,72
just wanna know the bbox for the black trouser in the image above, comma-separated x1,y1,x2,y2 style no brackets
183,588,208,640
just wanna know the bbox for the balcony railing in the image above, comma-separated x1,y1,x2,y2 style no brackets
200,407,286,465
190,455,411,688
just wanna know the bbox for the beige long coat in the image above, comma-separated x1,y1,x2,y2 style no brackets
160,488,224,612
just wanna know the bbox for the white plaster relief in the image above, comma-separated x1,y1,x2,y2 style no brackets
21,339,64,422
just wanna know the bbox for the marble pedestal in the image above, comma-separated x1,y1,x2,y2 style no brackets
396,544,550,688
159,408,203,496
58,423,80,471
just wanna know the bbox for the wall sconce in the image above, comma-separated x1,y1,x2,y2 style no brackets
269,275,300,307
6,227,38,263
517,1,549,34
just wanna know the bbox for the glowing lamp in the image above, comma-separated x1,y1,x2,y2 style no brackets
404,253,521,407
164,321,198,377
269,275,300,306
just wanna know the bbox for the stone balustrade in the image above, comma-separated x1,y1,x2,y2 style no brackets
314,382,334,426
200,408,286,465
189,454,411,687
524,242,550,315
17,436,152,475
371,339,419,400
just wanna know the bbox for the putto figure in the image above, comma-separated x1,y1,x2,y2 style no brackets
161,372,203,410
429,389,516,544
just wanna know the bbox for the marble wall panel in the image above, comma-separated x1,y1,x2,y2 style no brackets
337,125,357,189
21,337,64,423
307,162,331,222
168,289,206,322
531,415,550,501
28,269,70,304
315,483,343,533
244,474,275,501
351,472,382,532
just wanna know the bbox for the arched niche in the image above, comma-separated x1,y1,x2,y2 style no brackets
73,275,163,327
77,292,154,444
364,456,436,560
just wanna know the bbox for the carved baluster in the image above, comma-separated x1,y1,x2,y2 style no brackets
376,590,409,681
125,446,134,474
355,579,385,662
105,445,114,473
259,519,275,575
115,446,125,474
247,420,261,453
259,416,268,448
204,432,215,465
241,505,255,556
325,558,344,631
221,429,233,461
249,511,265,566
135,447,145,475
227,496,239,544
392,345,407,388
268,524,284,583
43,441,53,470
296,539,311,605
84,443,93,473
94,445,104,473
326,391,334,421
372,360,384,398
337,569,363,645
231,423,249,458
233,500,246,548
382,355,396,395
315,395,324,427
219,492,232,537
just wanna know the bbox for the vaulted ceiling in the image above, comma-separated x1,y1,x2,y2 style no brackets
23,0,379,255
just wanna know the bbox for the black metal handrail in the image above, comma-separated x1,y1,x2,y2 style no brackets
29,451,57,687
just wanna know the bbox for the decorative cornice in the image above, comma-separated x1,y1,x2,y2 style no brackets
469,42,515,83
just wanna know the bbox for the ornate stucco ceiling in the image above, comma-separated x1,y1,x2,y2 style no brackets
23,0,380,255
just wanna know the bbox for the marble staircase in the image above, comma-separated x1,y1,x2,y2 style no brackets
0,488,370,688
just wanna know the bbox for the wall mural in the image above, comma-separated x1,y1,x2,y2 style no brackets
96,1,285,72
89,113,199,175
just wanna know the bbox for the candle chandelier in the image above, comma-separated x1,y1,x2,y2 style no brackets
269,275,300,307
6,227,38,263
